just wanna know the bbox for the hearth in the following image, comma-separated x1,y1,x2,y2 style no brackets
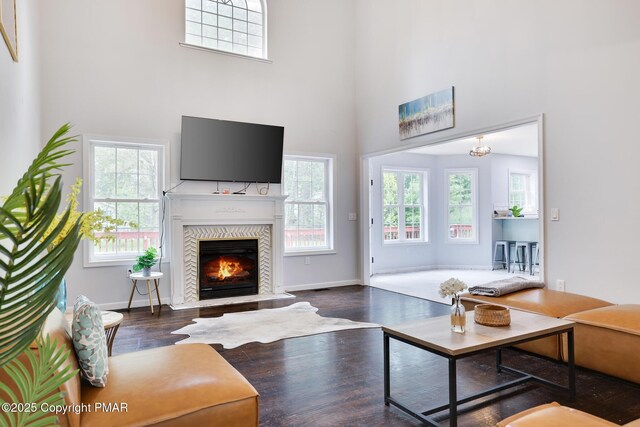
198,239,259,300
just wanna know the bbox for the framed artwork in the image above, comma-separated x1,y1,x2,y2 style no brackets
399,86,454,140
0,0,17,62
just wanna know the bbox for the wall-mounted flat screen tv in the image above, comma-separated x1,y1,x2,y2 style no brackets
180,115,284,183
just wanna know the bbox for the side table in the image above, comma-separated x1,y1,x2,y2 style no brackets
66,310,123,356
128,271,163,314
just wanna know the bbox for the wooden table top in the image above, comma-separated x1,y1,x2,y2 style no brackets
382,309,574,357
65,310,124,329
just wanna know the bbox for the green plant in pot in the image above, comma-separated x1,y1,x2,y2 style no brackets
133,247,158,276
509,205,524,217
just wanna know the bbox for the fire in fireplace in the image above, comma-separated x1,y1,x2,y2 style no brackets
198,239,259,300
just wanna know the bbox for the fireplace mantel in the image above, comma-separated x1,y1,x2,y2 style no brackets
167,192,287,307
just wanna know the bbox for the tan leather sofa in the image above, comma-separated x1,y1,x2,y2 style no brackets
497,402,640,427
461,288,612,359
564,304,640,384
0,309,259,426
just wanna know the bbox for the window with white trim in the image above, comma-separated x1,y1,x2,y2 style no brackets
283,155,333,253
509,170,537,215
383,169,427,242
446,169,478,243
185,0,266,59
84,136,165,265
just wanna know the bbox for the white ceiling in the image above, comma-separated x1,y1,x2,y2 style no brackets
405,123,538,157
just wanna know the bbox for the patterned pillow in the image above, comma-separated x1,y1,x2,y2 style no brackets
72,295,109,387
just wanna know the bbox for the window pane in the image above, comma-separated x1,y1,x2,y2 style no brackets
185,34,202,45
248,47,263,57
186,8,202,23
116,202,140,254
139,203,160,250
219,3,232,17
203,12,216,26
248,10,261,23
233,44,248,54
311,161,325,200
219,16,232,30
92,202,116,255
246,0,262,11
405,207,421,239
186,21,202,36
233,19,247,33
248,23,262,36
94,147,116,198
248,35,262,48
404,173,421,205
186,0,201,10
449,173,472,204
203,0,217,13
313,205,327,245
234,7,247,21
383,172,398,205
233,31,248,45
219,28,232,42
203,25,217,39
202,37,217,49
283,159,297,197
218,40,233,52
384,207,399,241
116,148,138,198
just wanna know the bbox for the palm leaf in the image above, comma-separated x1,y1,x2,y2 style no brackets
0,335,78,427
0,124,81,368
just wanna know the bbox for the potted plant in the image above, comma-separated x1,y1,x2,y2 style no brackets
509,205,524,217
133,247,158,276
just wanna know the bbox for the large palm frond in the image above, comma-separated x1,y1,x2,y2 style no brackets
0,124,81,367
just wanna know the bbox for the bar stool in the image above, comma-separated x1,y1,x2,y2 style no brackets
493,240,515,271
530,242,540,276
511,241,533,274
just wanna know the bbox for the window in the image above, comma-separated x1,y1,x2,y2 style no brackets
383,169,427,243
509,170,538,215
83,136,166,265
184,0,266,59
283,155,333,253
446,169,478,243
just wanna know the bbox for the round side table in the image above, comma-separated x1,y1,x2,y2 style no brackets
128,271,163,315
65,310,123,356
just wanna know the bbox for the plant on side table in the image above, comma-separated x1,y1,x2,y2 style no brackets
133,246,158,276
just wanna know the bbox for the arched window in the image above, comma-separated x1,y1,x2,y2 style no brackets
185,0,266,59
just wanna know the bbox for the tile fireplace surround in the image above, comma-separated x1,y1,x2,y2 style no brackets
167,193,287,308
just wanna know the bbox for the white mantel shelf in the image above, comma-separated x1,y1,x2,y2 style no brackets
167,191,286,307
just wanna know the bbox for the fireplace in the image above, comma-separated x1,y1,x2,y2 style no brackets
198,239,259,300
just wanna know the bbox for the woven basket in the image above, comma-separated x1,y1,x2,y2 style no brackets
474,304,511,327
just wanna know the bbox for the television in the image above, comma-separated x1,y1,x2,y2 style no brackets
180,116,284,183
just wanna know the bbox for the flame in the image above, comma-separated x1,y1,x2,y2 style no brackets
217,258,244,280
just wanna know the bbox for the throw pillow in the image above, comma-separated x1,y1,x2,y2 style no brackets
72,295,109,387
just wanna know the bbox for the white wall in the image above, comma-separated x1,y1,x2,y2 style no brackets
0,0,40,195
355,0,640,303
38,0,359,308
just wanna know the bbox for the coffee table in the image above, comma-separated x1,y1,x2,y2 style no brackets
382,309,575,427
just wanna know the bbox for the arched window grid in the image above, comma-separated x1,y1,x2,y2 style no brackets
185,0,266,59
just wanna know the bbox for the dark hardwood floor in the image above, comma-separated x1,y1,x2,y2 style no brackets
114,286,640,426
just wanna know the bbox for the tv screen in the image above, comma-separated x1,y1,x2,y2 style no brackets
180,116,284,183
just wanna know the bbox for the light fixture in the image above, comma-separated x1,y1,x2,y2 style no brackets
469,135,491,157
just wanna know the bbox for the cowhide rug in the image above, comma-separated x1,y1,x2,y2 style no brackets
171,301,380,349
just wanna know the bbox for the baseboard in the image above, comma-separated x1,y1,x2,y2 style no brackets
99,299,160,311
373,265,437,275
435,265,493,271
373,265,493,276
284,279,362,292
